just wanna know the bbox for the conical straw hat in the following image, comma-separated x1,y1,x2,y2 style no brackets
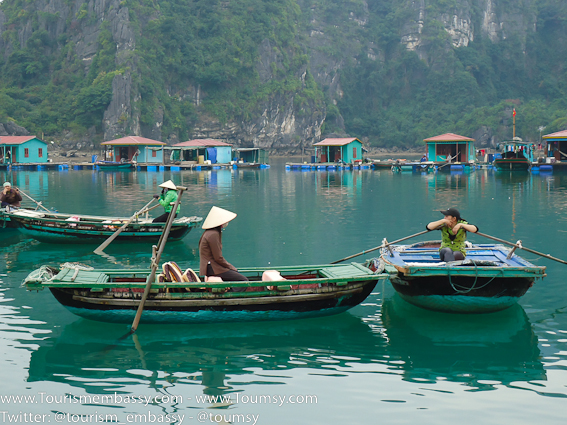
159,180,177,190
202,206,237,229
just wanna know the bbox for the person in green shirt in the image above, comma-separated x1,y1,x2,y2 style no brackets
152,180,181,223
426,208,478,262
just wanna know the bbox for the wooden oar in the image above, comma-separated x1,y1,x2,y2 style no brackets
93,199,157,255
475,231,567,265
331,229,430,264
130,186,186,333
18,189,51,212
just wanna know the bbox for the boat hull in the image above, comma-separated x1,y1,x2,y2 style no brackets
1,209,201,243
17,222,191,243
379,242,546,314
95,162,134,170
390,275,534,313
48,280,377,323
494,158,530,170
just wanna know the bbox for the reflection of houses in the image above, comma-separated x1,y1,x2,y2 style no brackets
170,139,232,164
542,130,567,161
100,136,166,164
424,133,475,163
0,136,48,164
234,148,269,164
313,138,363,163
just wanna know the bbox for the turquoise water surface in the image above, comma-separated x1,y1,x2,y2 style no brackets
1,159,566,424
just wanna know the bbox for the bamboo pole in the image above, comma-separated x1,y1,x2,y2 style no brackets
131,186,186,332
331,230,430,264
18,189,51,212
93,199,157,255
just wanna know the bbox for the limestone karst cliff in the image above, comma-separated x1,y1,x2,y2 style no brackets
0,0,565,150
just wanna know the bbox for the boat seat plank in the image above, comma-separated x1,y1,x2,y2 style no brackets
319,264,371,279
398,255,438,262
56,269,109,284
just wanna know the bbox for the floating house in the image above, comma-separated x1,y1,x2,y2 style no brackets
100,136,166,164
170,139,233,164
542,130,567,161
423,133,475,163
0,136,48,164
234,148,269,164
313,138,364,163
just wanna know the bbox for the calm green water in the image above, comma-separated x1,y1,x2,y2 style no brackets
1,160,567,424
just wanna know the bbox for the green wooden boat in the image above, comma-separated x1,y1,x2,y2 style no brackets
22,262,388,324
1,208,202,243
95,161,134,170
374,241,546,313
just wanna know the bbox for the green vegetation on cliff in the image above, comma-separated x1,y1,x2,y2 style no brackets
0,0,566,146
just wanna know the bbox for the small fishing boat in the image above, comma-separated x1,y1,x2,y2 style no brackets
1,208,202,243
95,160,134,170
22,262,387,324
493,139,535,171
372,241,546,313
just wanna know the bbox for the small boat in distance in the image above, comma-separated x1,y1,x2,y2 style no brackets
373,241,546,313
95,160,134,170
0,208,202,244
493,138,535,171
22,263,388,324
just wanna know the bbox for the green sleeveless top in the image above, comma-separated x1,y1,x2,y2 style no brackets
440,219,468,256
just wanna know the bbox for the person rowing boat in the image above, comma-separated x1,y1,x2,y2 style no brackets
1,182,22,210
152,180,180,223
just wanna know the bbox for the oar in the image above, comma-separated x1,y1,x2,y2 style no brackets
331,229,430,264
475,231,567,265
18,189,51,212
93,199,157,255
130,186,186,333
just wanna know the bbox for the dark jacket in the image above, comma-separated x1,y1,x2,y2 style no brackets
199,228,237,276
1,188,22,207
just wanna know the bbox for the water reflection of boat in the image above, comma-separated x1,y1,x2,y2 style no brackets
26,313,385,390
381,296,545,385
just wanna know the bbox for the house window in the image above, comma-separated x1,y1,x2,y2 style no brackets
25,148,29,158
38,148,43,158
353,147,357,159
152,150,157,158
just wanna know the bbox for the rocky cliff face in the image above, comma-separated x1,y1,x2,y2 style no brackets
400,0,536,59
0,0,547,150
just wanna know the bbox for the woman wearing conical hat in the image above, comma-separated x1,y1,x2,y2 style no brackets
152,180,181,223
199,206,248,290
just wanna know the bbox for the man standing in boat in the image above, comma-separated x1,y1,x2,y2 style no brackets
426,208,478,262
152,180,180,223
1,182,22,210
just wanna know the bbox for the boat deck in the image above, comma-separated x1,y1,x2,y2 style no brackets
25,262,381,292
382,243,546,278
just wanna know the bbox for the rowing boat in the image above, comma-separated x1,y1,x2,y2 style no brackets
1,208,202,243
373,241,546,313
95,161,134,170
22,262,387,324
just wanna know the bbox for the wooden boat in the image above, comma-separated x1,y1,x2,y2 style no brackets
95,160,134,170
22,263,388,324
374,241,546,313
494,140,534,171
0,208,202,243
